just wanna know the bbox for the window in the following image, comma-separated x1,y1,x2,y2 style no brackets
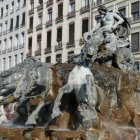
95,15,101,24
57,27,62,42
21,12,25,26
30,0,34,10
48,9,52,21
0,24,2,34
131,32,139,52
56,54,62,63
47,31,52,48
82,18,89,35
4,39,7,51
8,56,11,69
23,0,26,6
3,58,6,71
1,8,3,18
9,18,13,31
96,0,102,5
131,2,139,21
69,1,75,12
15,34,18,48
37,34,42,49
134,61,139,71
118,6,126,16
20,32,24,45
46,56,51,63
15,54,18,66
11,1,14,11
4,21,8,32
58,3,63,18
29,17,33,28
38,14,43,24
20,53,24,63
28,37,32,49
82,0,89,7
69,23,75,43
17,0,20,8
5,5,8,15
9,37,12,49
15,15,19,28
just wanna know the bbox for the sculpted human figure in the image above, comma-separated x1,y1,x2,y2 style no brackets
92,5,124,51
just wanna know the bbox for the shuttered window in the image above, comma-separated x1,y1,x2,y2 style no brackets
69,23,75,43
28,37,32,49
58,3,63,17
57,27,62,42
16,15,19,28
82,18,88,35
29,17,33,28
131,32,139,52
22,12,25,26
131,2,139,21
47,31,52,48
131,2,139,13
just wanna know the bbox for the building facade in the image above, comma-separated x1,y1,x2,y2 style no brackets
0,0,140,71
0,0,27,72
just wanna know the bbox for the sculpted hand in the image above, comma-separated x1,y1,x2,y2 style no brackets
112,25,117,30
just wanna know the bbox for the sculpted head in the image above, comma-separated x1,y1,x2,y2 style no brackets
98,5,108,15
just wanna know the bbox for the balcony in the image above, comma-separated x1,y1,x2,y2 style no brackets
19,44,24,49
29,9,34,15
80,5,90,14
67,11,75,19
36,23,42,31
37,4,43,11
7,48,12,53
55,44,62,51
26,51,32,58
66,41,75,48
47,0,53,7
2,50,6,54
0,33,2,36
44,47,52,54
13,46,18,51
28,27,33,34
55,16,63,23
35,49,41,56
5,12,8,17
46,20,52,27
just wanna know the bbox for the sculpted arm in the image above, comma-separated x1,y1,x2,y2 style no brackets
113,12,124,28
91,22,101,33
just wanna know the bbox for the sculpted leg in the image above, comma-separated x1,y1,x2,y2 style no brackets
51,84,73,119
26,100,45,125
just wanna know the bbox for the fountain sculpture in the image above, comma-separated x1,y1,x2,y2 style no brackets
0,5,139,140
